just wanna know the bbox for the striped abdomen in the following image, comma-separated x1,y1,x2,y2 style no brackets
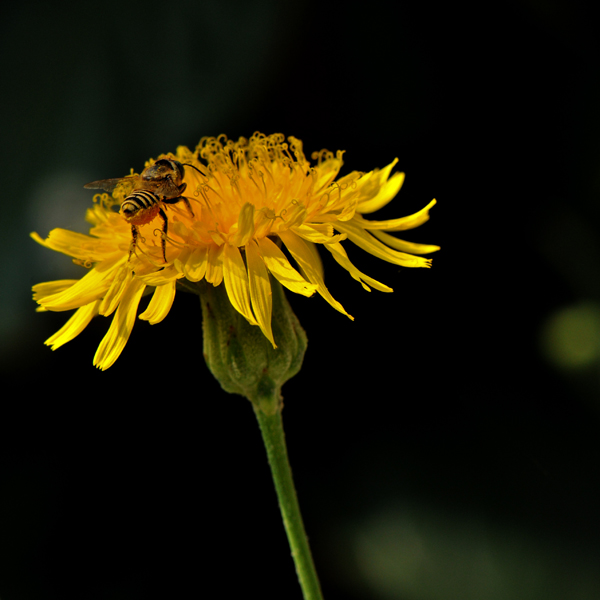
121,190,161,226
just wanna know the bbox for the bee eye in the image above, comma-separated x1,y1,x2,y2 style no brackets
154,159,172,169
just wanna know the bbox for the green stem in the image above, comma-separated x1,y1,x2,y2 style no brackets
254,405,324,600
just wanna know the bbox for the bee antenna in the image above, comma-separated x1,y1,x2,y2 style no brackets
182,163,204,175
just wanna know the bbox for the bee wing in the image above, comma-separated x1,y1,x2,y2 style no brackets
84,176,137,193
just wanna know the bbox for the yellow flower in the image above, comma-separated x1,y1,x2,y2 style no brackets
32,133,439,370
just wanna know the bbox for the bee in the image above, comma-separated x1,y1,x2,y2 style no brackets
85,158,201,262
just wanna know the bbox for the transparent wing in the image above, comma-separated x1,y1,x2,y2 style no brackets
84,176,137,193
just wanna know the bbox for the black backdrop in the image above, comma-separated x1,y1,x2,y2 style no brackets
2,1,600,598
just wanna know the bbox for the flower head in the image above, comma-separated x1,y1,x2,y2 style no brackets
32,133,439,370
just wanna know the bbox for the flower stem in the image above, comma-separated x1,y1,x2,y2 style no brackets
253,404,324,600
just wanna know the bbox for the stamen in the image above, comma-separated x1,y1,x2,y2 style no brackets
132,238,165,268
72,258,93,269
259,206,286,223
161,231,185,250
248,167,268,201
93,192,117,211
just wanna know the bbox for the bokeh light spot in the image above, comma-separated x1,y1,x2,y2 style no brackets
540,302,600,370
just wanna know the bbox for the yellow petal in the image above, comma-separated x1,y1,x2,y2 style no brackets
313,158,343,193
356,171,405,214
246,240,276,347
256,237,316,297
137,265,180,286
45,300,101,350
139,281,176,324
93,277,146,370
31,229,115,262
353,199,437,232
98,264,131,316
279,200,307,229
353,159,397,203
37,265,117,311
182,246,208,282
335,220,433,268
326,243,393,293
31,229,91,253
31,231,53,249
223,244,258,326
32,280,79,302
278,230,353,319
302,236,324,281
233,202,256,246
293,223,347,244
370,229,441,255
205,244,224,286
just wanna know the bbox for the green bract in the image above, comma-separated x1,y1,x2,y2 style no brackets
197,277,308,414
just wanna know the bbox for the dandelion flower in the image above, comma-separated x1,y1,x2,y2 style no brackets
32,133,439,370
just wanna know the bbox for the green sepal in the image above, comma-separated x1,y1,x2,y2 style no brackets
190,277,307,414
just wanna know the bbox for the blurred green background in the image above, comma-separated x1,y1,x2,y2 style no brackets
2,0,600,598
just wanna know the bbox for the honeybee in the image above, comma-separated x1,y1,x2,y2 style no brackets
85,158,201,262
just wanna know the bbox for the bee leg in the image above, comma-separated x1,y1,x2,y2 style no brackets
182,196,194,217
158,207,169,262
129,225,139,261
173,186,194,217
163,195,194,217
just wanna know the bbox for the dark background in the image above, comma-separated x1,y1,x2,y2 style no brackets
2,0,600,598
